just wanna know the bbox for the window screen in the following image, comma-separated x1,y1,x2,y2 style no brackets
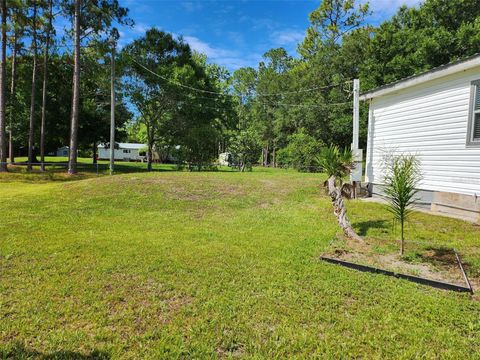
474,85,480,141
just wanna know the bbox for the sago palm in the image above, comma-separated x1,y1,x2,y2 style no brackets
318,145,362,242
383,155,420,255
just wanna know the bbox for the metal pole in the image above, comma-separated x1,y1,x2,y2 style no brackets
109,40,116,175
352,79,360,150
351,79,361,198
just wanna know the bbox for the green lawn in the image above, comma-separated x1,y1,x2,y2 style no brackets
1,164,480,358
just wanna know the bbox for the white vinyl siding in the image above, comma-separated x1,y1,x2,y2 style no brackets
366,66,480,196
98,147,141,161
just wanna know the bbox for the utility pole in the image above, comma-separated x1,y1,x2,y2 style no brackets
351,79,362,198
109,38,116,175
352,79,360,151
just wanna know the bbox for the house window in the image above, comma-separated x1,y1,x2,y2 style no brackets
123,149,130,154
467,80,480,146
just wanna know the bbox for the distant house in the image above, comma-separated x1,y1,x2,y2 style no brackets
98,143,146,161
56,146,69,157
361,54,480,222
218,152,232,166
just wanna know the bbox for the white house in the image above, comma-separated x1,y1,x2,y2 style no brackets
56,146,69,157
98,143,146,161
218,152,232,166
361,53,480,222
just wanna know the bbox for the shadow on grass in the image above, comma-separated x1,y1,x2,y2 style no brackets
2,343,110,359
0,162,177,184
354,219,390,236
419,246,458,266
1,162,283,185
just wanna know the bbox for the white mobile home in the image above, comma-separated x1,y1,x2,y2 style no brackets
361,54,480,222
56,146,69,157
98,143,145,161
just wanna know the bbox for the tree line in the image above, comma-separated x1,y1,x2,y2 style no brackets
0,0,479,174
0,0,131,174
224,0,480,171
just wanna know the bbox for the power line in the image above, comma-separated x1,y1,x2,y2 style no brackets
133,59,230,96
132,59,353,98
256,81,353,97
262,101,352,108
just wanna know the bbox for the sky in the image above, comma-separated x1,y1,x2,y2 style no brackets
117,0,423,71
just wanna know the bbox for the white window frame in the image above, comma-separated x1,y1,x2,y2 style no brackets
467,79,480,147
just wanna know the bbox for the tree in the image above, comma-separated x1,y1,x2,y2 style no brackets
122,29,191,171
300,0,370,55
64,0,132,174
27,0,39,171
382,154,421,256
276,129,323,172
67,0,80,174
39,0,53,171
228,128,261,172
361,0,480,90
318,145,362,241
7,0,27,164
0,0,6,172
122,29,229,171
255,48,293,167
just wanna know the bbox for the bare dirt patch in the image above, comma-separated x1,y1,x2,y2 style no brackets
324,235,474,290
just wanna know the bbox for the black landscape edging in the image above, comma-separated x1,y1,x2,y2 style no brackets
320,256,473,293
453,249,474,294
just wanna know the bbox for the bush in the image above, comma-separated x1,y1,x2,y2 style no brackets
229,128,262,172
276,130,323,172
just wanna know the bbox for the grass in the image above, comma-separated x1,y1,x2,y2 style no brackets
1,162,480,358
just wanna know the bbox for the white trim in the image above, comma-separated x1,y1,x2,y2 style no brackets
360,54,480,101
467,80,480,147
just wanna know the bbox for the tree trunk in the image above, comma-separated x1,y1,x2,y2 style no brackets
109,40,115,175
9,28,18,165
272,146,276,168
27,0,39,171
0,0,7,172
263,144,269,167
145,118,153,171
400,220,404,256
68,0,81,175
92,142,97,164
40,0,53,172
326,175,363,242
147,143,153,172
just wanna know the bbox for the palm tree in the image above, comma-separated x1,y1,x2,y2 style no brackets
382,155,420,255
318,145,362,242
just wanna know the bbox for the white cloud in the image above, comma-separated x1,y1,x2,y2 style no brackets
271,29,305,46
181,1,203,13
365,0,423,15
182,35,260,70
184,35,237,59
132,22,150,35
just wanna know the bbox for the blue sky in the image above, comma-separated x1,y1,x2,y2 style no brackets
118,0,422,71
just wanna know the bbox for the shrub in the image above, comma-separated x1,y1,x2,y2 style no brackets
276,130,322,172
